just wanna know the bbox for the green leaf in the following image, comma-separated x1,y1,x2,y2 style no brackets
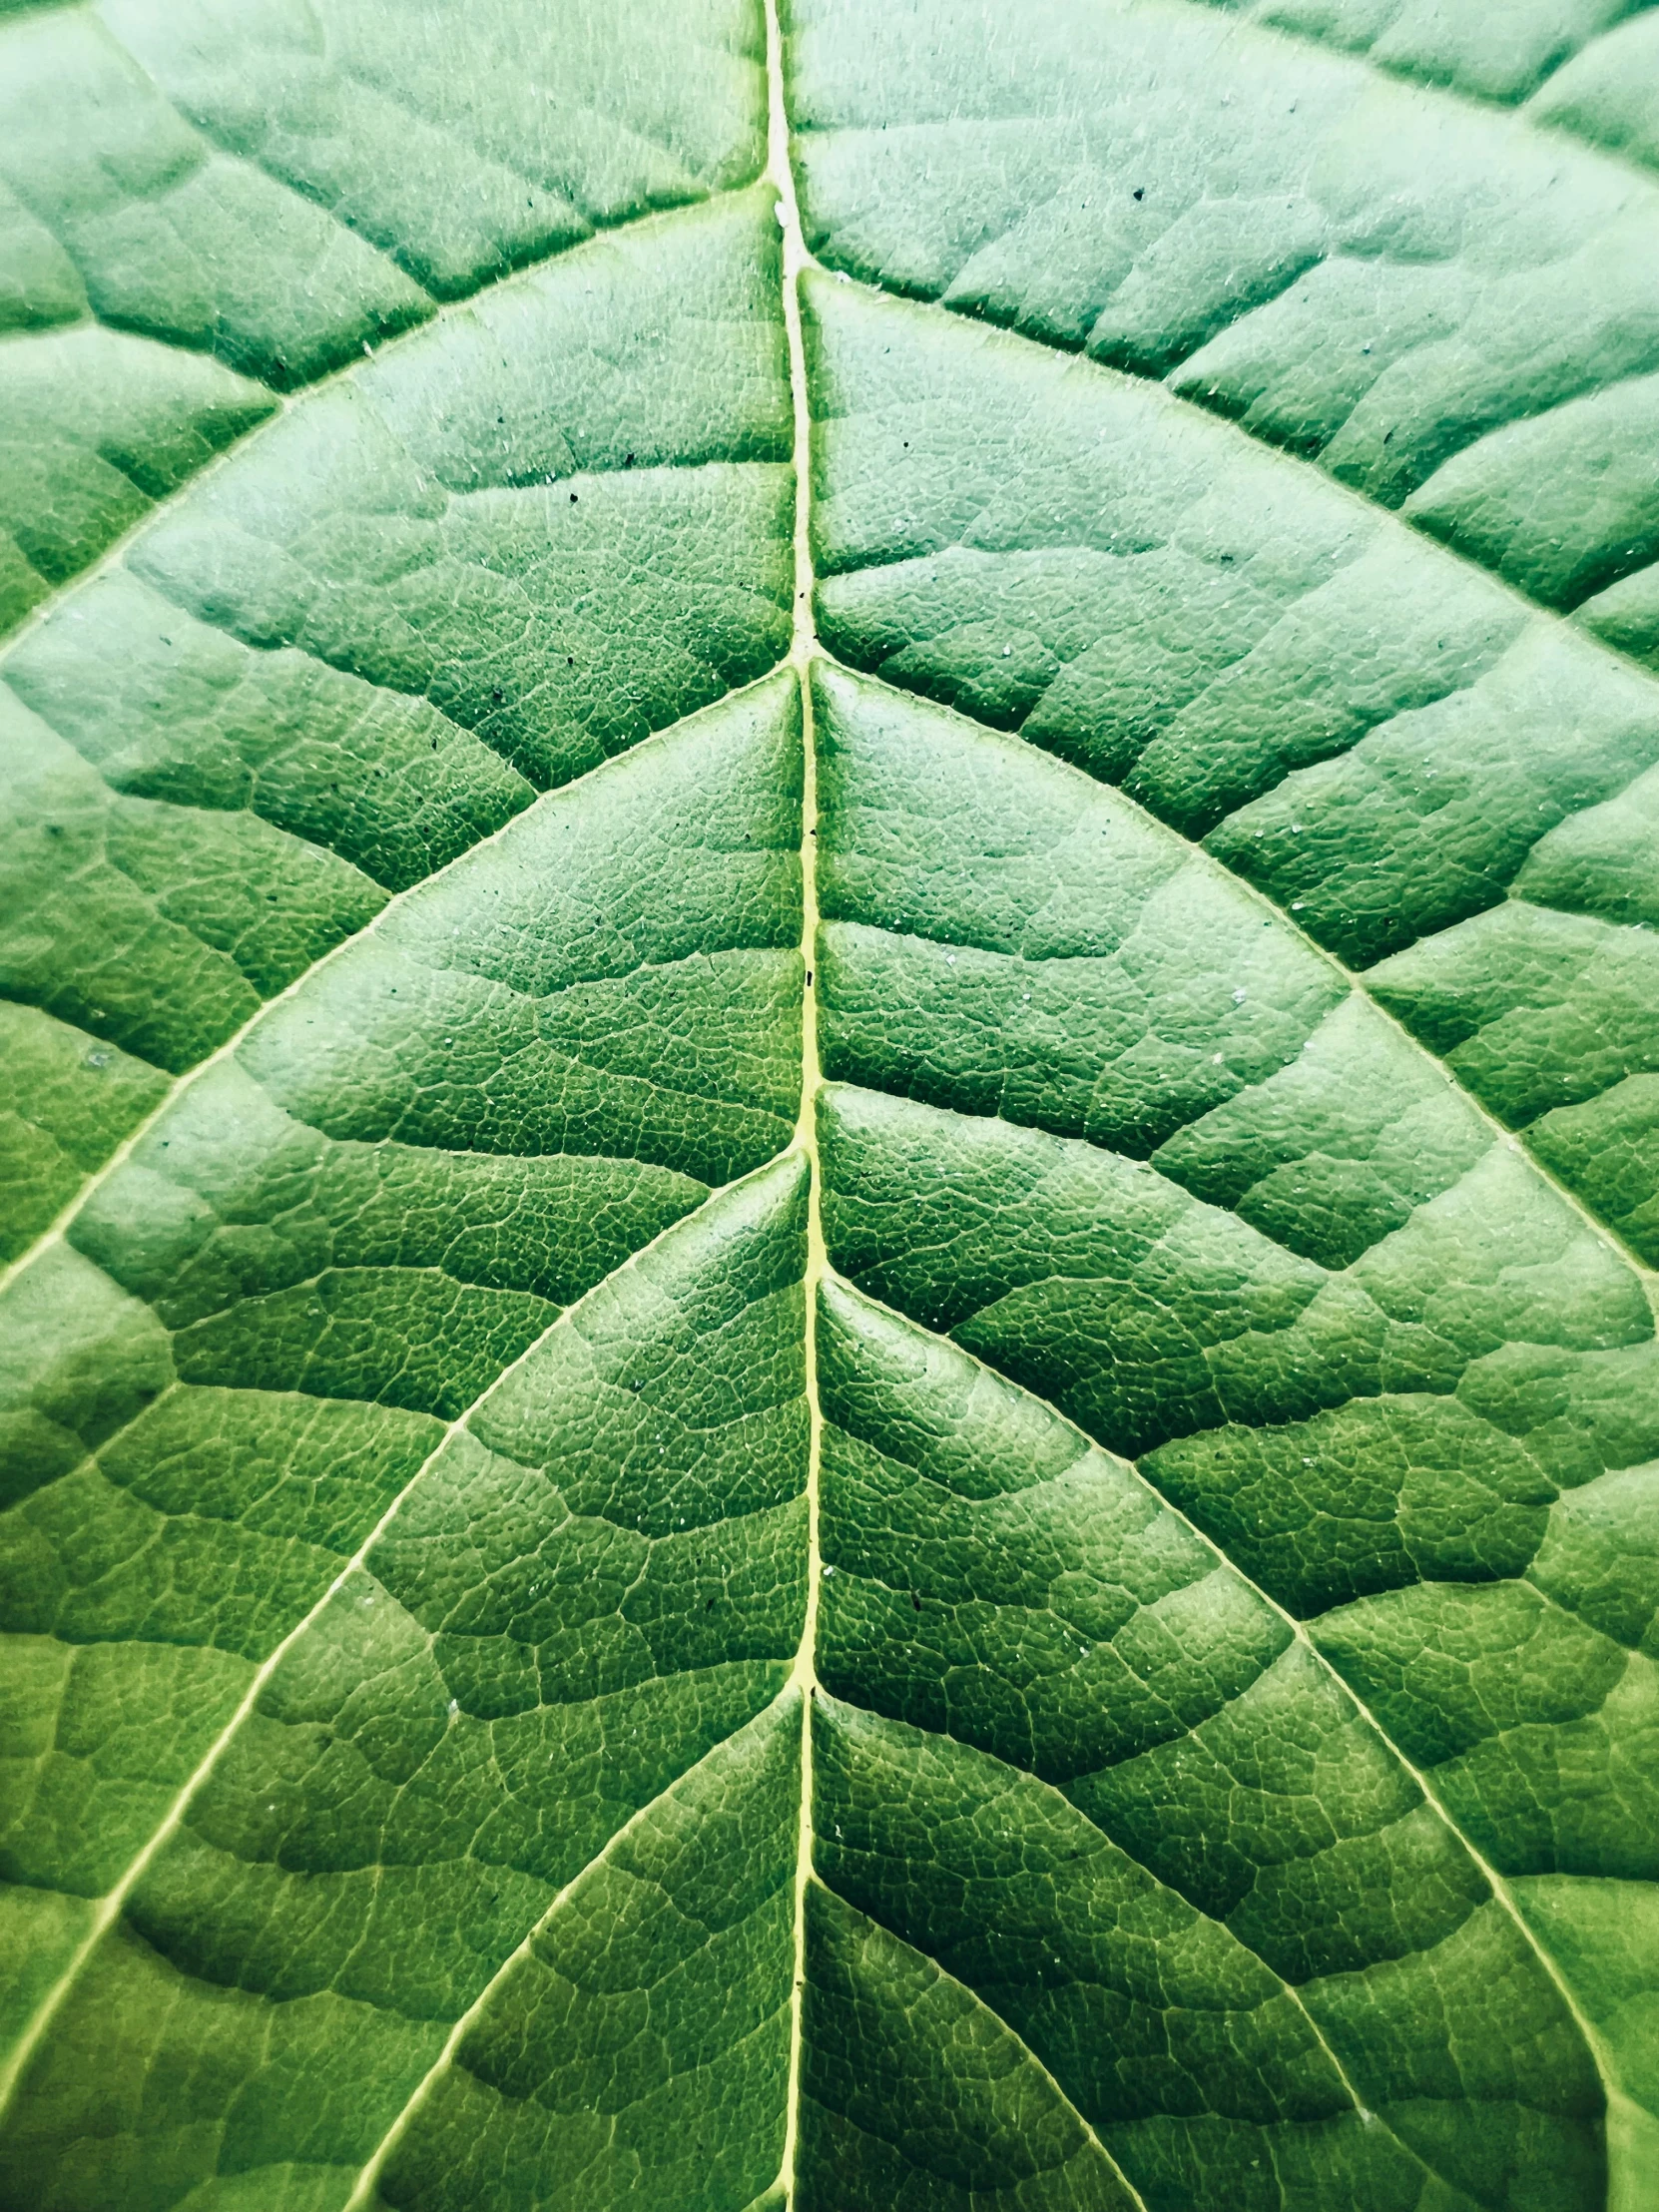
2,1,1657,2207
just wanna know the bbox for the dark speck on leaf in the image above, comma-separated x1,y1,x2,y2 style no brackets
625,451,635,464
570,491,578,502
1132,187,1145,201
491,688,504,703
911,1593,922,1610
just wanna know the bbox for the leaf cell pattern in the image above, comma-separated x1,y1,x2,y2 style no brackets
0,2,1656,2209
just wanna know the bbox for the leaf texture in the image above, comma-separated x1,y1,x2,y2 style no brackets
0,1,1656,2208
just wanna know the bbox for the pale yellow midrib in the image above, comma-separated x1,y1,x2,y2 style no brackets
765,0,826,2199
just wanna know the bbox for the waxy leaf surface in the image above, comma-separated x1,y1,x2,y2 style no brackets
1,2,1656,2208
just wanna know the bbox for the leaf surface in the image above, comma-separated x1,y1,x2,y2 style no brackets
1,1,1657,2207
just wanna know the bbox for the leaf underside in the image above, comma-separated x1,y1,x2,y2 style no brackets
1,2,1657,2209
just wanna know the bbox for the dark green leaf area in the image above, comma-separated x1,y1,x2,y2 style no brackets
1145,1397,1557,1620
6,1906,435,2212
98,0,770,303
1368,907,1659,1184
812,673,1659,1665
124,197,793,795
805,280,1659,1262
818,1072,1659,1899
1,1164,809,2212
0,331,275,631
8,573,537,896
815,669,1347,1169
822,1075,1330,1458
1525,1079,1659,1272
0,10,424,387
816,1281,1288,1783
790,0,1659,648
4,1384,441,1670
0,1005,169,1264
384,1165,811,1719
0,687,388,1075
809,1289,1600,2211
815,668,1589,1296
0,196,795,1094
813,619,1659,2100
375,1703,799,2212
814,1713,1382,2212
1513,760,1659,936
807,281,1659,957
0,0,772,626
818,1082,1650,1463
231,675,804,1170
0,0,766,371
1315,1495,1659,1882
1,1385,445,1968
0,1249,178,1514
55,679,801,1418
799,1881,1136,2212
812,1718,1598,2210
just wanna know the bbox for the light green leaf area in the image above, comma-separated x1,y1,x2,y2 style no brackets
1,2,1656,2209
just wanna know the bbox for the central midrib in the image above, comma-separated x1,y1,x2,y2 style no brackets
766,0,827,2193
